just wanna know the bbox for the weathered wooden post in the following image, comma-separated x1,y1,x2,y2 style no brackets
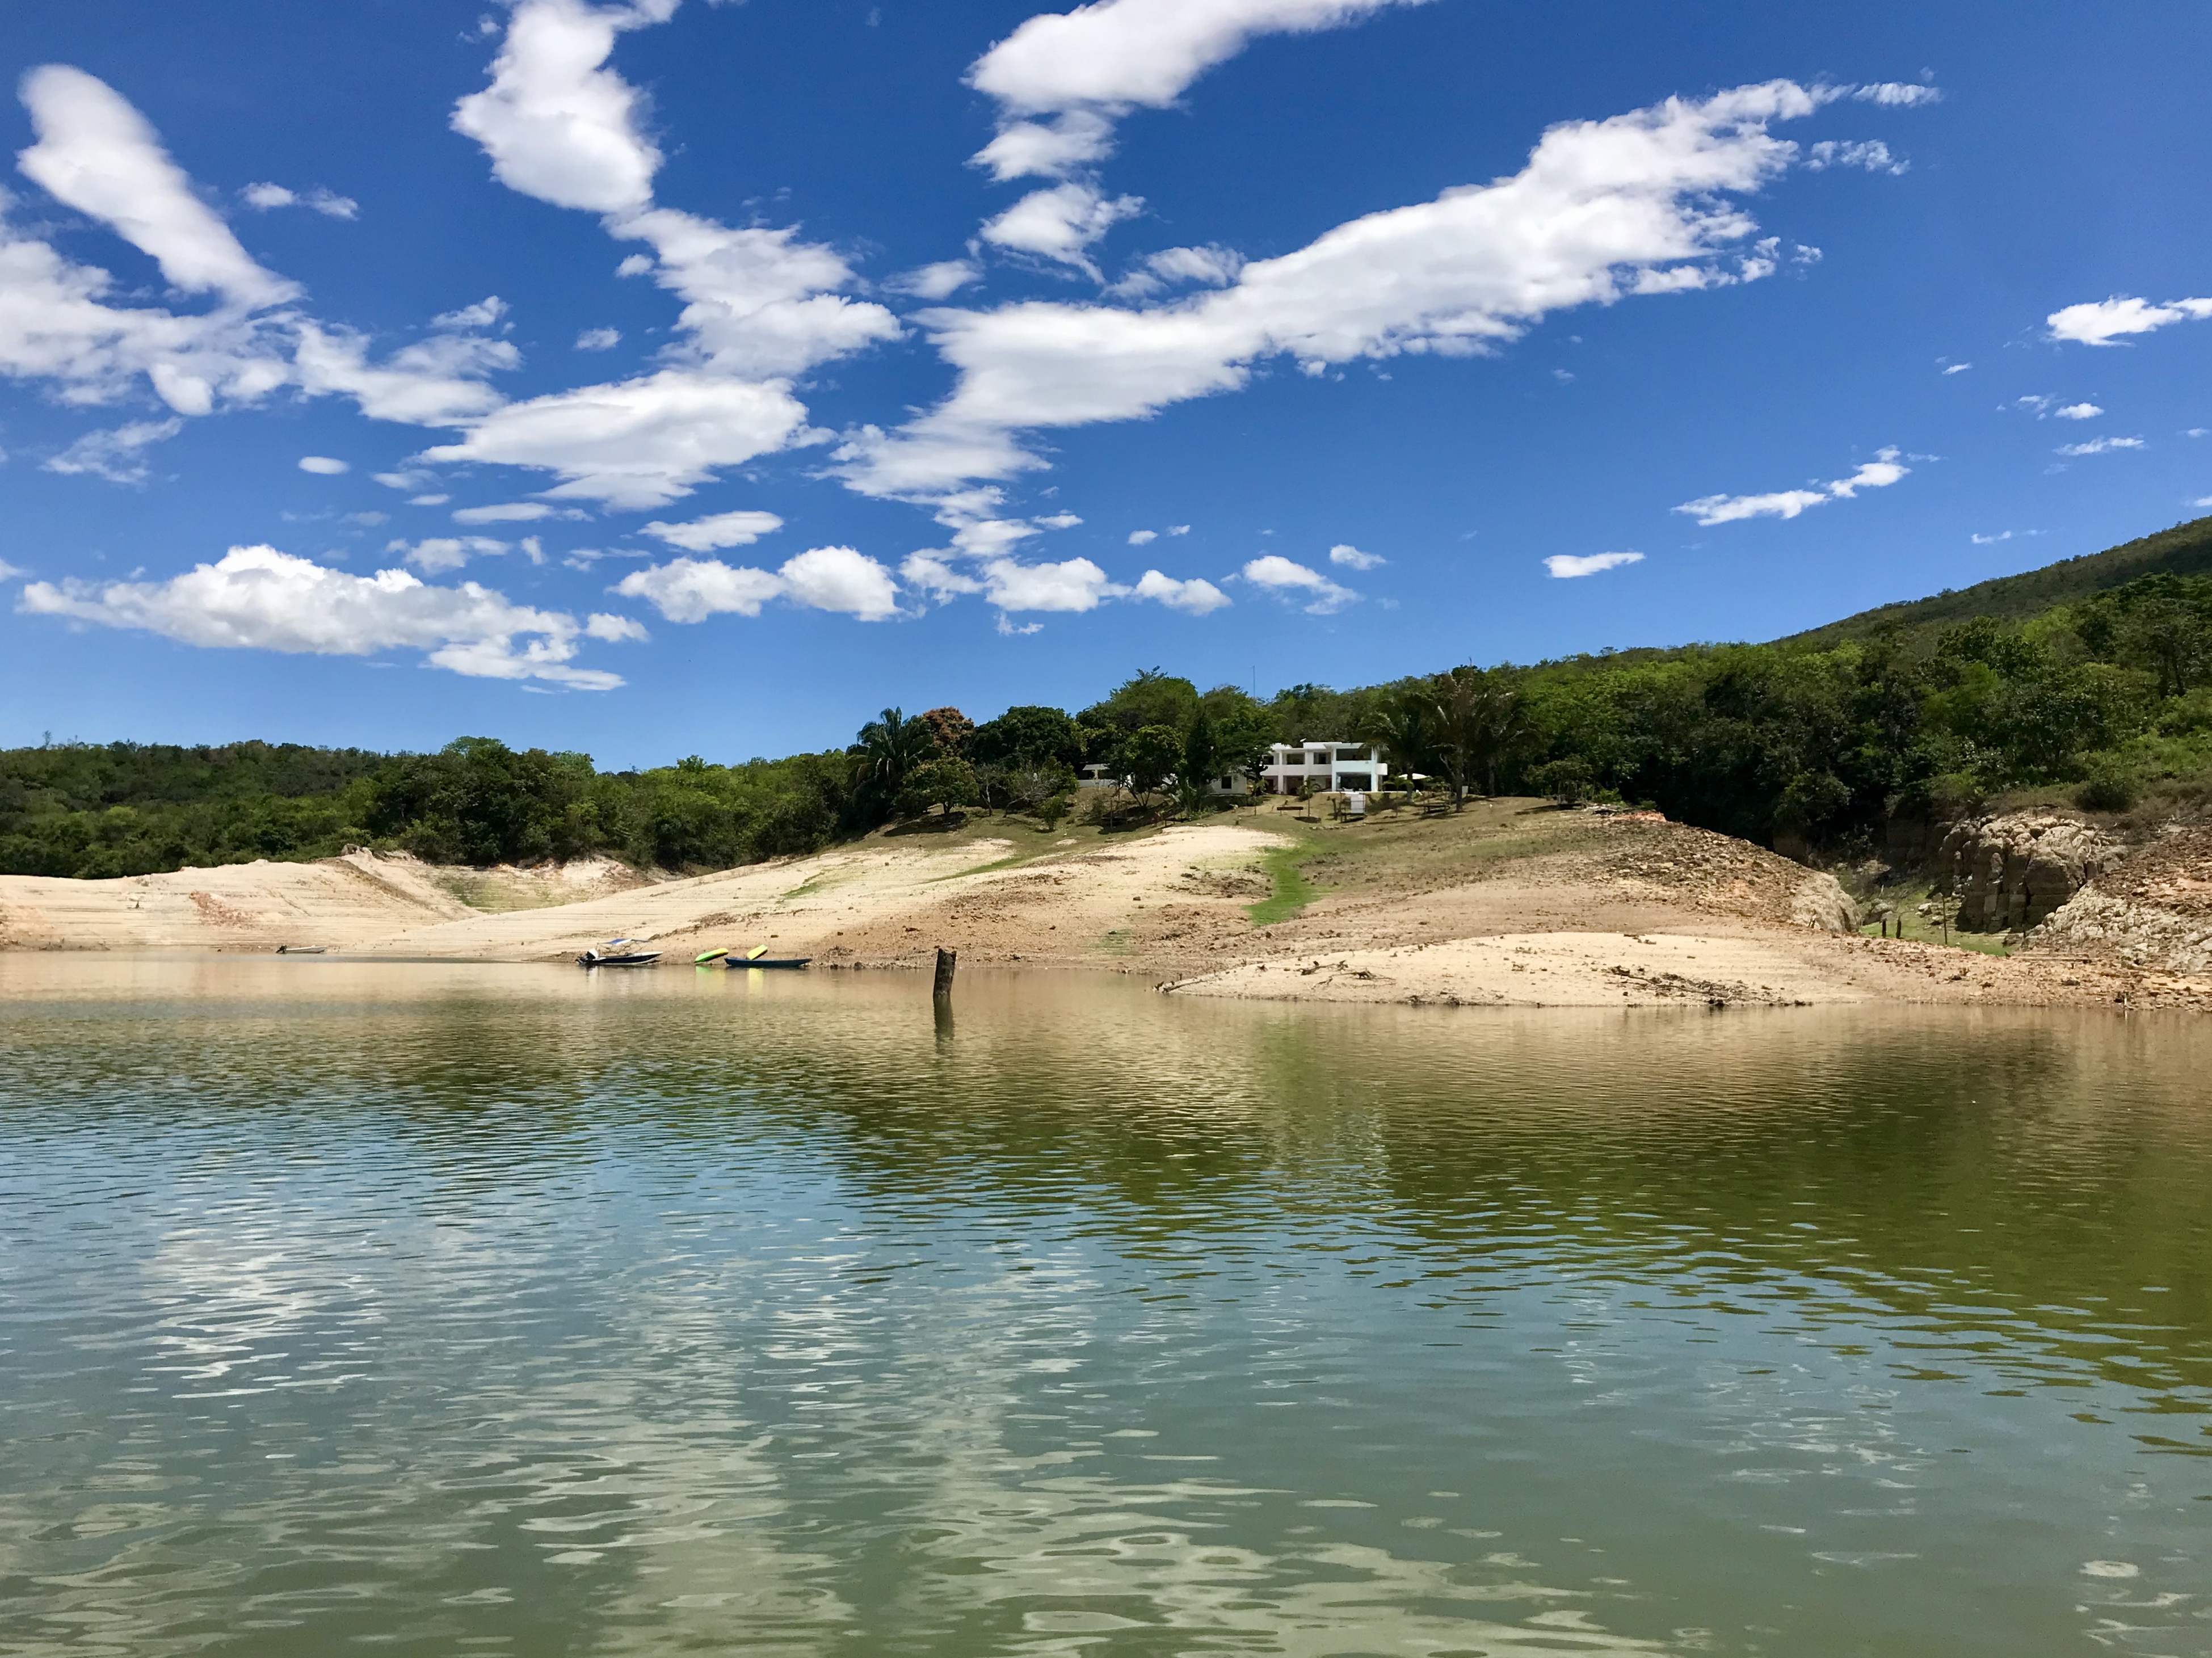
933,946,957,999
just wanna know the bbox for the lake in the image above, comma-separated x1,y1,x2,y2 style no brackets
1,957,2206,1656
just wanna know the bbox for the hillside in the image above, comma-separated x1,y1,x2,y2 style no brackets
1781,514,2212,648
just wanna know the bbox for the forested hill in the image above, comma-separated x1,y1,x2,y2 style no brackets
1782,514,2212,648
7,516,2212,881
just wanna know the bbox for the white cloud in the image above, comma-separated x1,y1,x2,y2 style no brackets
433,296,509,331
614,545,899,621
345,511,388,526
2055,436,2144,456
1166,523,1189,535
1941,361,1971,374
1675,446,1910,525
241,182,359,219
1108,243,1244,298
843,81,1856,499
18,65,295,307
613,555,781,620
979,182,1143,271
586,611,649,641
451,501,581,524
1805,139,1908,175
386,535,514,572
1852,82,1941,106
1328,542,1384,570
575,326,621,350
418,368,813,509
0,559,25,580
2047,295,2212,346
639,509,784,550
1970,529,2042,545
1127,528,1157,545
899,550,983,600
1241,553,1355,613
2054,402,2102,420
43,418,182,484
408,493,451,506
891,260,980,300
1132,569,1230,613
968,0,1432,180
19,544,620,687
292,321,514,426
609,208,901,377
1544,550,1642,578
776,544,901,620
980,554,1119,612
448,0,670,215
298,455,349,474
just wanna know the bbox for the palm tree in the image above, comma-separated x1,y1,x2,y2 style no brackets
852,708,934,801
1361,693,1433,798
1424,668,1532,806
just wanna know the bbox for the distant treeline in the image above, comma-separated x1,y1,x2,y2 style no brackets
6,569,2210,881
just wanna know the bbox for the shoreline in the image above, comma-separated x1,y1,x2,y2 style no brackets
7,802,2209,1013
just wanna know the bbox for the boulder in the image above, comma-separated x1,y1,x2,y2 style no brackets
1932,812,2127,933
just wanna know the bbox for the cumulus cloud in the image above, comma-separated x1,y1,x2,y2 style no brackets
776,544,901,620
1132,569,1230,612
1328,542,1384,570
241,182,359,219
1242,553,1355,612
1675,446,1911,525
968,0,1433,181
638,509,784,550
979,182,1144,271
585,611,648,641
448,0,670,214
1127,528,1157,545
43,418,182,484
1108,243,1244,298
978,554,1119,612
292,319,515,426
843,81,1865,499
615,545,900,622
2054,402,2102,420
2047,296,2212,347
575,326,621,350
418,368,813,509
1545,550,1643,578
19,544,620,687
19,65,296,307
2055,436,2144,456
298,455,348,474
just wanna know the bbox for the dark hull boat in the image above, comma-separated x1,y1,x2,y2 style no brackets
724,957,811,970
578,950,661,967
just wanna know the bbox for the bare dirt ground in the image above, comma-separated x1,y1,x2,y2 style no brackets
6,798,2207,1010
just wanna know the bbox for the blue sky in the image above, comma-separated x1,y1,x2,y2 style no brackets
3,0,2211,766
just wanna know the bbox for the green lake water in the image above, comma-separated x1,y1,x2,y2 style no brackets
1,957,2207,1656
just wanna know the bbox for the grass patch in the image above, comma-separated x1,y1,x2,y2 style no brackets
1246,845,1322,925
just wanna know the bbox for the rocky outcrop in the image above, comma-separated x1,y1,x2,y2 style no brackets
2029,826,2212,973
1933,811,2128,932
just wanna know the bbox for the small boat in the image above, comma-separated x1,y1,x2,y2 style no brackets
276,945,327,955
694,947,729,963
578,944,661,967
724,955,810,970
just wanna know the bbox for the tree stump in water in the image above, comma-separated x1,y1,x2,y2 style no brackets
933,947,957,999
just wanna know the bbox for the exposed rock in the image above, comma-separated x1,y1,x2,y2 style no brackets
2029,826,2212,973
1786,871,1857,933
1933,811,2128,932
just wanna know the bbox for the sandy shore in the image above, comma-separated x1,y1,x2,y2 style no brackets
6,801,2208,1011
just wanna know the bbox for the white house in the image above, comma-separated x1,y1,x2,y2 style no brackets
1259,741,1387,794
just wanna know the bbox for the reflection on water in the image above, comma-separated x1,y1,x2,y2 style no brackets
1,956,2207,1657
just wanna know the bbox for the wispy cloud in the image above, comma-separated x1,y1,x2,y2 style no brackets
1545,550,1643,579
2055,436,2144,456
1241,554,1356,613
1674,447,1910,526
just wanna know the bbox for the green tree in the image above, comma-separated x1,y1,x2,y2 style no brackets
851,708,935,814
1121,725,1184,813
896,756,981,820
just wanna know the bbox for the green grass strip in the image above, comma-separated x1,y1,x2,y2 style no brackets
1246,846,1320,925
